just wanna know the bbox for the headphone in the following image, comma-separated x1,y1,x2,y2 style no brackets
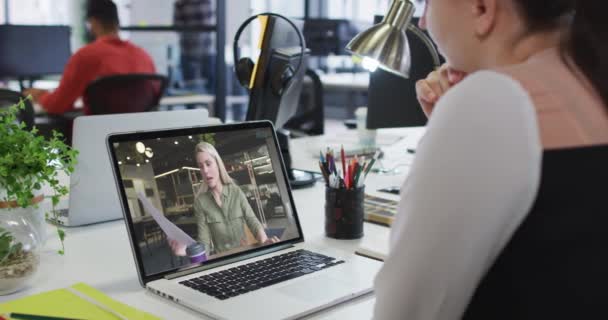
233,13,306,96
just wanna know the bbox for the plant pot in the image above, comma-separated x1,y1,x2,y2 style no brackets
0,194,46,245
0,204,42,295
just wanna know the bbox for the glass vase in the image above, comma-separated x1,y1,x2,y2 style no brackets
0,205,41,295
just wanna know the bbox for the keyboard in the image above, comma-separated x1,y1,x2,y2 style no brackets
179,249,344,300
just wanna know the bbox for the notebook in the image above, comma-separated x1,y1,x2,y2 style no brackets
355,226,390,262
363,194,399,226
0,283,160,320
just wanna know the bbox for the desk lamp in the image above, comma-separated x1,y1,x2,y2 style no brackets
346,0,441,78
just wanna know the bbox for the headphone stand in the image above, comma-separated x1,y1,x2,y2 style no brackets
277,129,316,189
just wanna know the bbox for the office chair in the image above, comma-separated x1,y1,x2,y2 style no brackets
0,89,34,130
284,69,324,137
84,74,168,115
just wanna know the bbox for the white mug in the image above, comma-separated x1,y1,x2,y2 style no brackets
355,107,377,147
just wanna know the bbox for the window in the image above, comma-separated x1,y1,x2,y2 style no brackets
0,0,5,24
328,0,426,23
327,0,386,23
250,0,304,18
8,0,70,25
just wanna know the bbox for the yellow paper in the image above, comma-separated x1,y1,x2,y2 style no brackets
0,283,161,320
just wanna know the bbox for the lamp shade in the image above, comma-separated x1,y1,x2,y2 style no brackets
346,0,416,78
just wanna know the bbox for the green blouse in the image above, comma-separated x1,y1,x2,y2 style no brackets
193,183,263,254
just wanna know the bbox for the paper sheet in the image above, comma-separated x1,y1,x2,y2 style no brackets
0,283,161,320
137,192,196,247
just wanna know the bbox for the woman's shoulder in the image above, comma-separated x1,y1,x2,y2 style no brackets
435,70,535,122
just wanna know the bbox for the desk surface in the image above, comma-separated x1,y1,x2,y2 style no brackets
0,126,424,319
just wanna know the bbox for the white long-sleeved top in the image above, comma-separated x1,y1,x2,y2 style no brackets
373,71,543,320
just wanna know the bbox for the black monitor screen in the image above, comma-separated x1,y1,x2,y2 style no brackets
303,19,357,56
0,25,71,79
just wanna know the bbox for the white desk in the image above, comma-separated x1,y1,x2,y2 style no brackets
0,127,425,319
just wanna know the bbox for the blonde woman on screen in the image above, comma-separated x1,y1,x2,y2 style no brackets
169,142,278,256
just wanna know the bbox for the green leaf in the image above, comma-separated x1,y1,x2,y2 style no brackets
0,99,77,254
57,228,66,241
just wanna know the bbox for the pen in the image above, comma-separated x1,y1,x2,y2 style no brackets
8,313,84,320
364,150,381,178
353,163,363,188
345,163,351,189
319,162,329,185
341,146,346,183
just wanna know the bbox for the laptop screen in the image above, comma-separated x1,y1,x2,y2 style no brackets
108,122,304,279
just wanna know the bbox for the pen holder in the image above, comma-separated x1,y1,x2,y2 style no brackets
325,187,365,239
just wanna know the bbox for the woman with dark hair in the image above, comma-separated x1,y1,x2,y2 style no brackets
373,1,607,319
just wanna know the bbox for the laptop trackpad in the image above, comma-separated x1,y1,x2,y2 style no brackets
278,275,351,303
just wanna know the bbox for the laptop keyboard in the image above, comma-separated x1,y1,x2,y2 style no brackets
179,249,345,300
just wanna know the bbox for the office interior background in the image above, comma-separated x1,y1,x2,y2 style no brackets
0,0,426,125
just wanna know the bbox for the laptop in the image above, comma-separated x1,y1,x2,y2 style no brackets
106,121,382,320
52,109,215,226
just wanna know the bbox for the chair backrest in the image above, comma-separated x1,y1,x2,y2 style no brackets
0,88,34,129
463,145,608,319
283,69,324,136
84,74,168,115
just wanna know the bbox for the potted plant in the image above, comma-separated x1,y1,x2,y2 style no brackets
0,99,77,294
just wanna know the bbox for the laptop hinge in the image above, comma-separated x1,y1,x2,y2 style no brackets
165,243,295,280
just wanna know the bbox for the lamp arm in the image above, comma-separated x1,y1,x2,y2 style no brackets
407,24,442,68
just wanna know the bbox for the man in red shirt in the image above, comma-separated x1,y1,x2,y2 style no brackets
24,0,156,115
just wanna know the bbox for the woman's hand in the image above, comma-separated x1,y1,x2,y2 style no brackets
264,236,280,245
256,228,280,246
168,239,187,256
416,64,467,117
22,88,48,103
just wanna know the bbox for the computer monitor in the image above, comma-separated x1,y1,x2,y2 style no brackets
246,16,307,128
303,19,358,56
366,17,444,129
0,25,71,80
245,16,315,188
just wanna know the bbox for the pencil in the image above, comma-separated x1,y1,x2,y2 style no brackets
319,162,329,185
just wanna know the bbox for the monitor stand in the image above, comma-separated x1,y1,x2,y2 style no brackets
277,129,316,189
